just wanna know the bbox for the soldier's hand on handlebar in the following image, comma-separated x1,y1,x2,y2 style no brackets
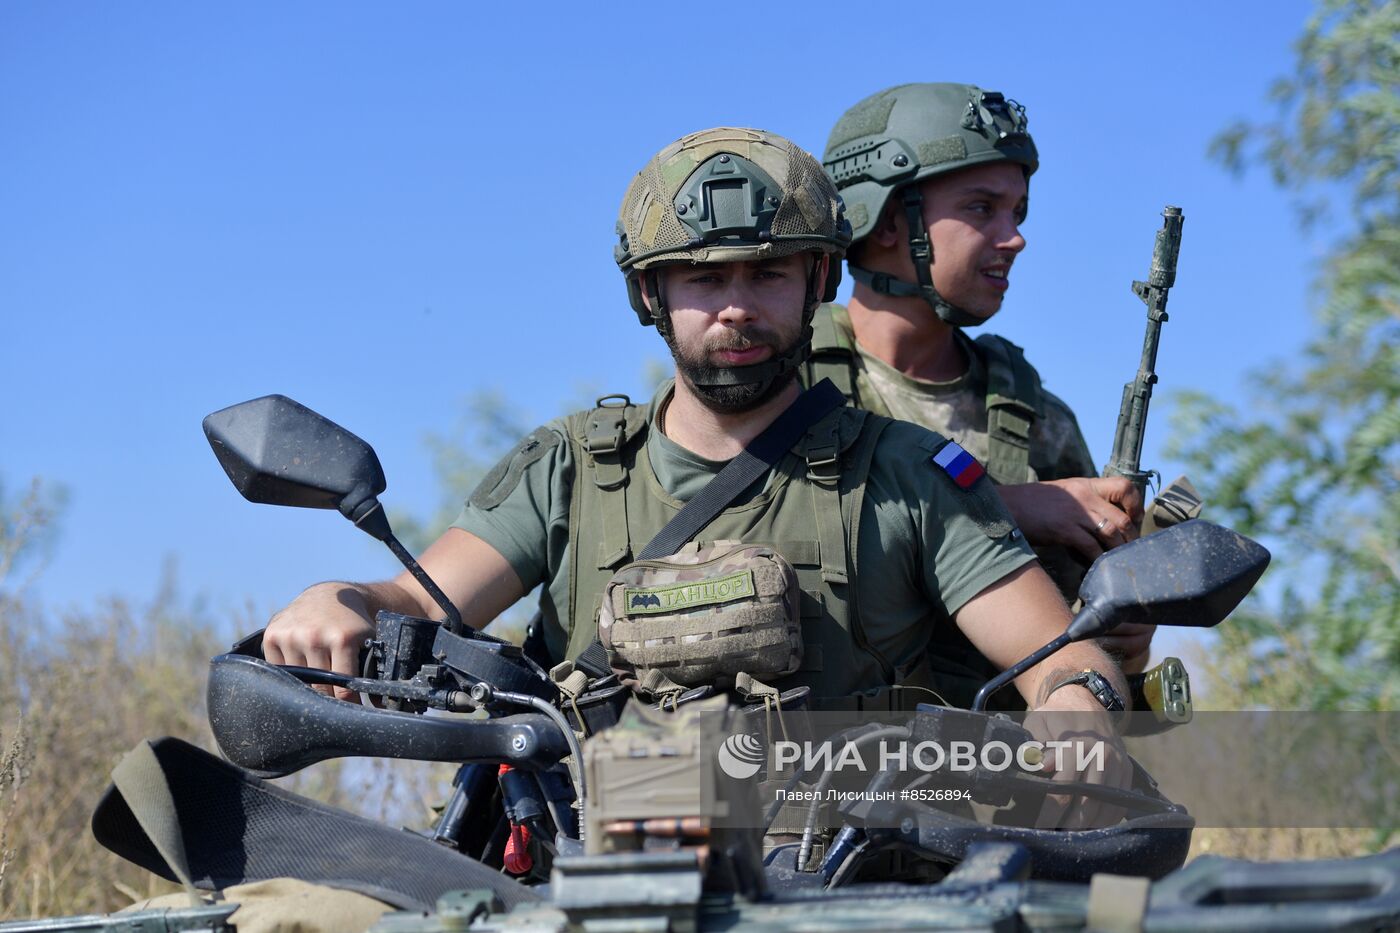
263,582,375,702
1024,687,1133,830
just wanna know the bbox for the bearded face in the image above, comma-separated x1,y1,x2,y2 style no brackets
652,256,816,414
667,320,805,413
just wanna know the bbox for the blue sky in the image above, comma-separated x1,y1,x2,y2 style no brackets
1,1,1322,660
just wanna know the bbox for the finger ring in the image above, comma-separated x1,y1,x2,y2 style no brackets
1094,518,1110,533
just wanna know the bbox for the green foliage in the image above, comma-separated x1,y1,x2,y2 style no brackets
1172,0,1400,710
1210,0,1400,229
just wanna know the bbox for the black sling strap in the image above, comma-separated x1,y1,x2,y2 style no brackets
573,378,847,679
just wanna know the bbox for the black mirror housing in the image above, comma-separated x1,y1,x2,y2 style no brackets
1067,520,1270,641
203,394,389,534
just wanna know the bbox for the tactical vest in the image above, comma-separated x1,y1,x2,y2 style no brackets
558,393,917,704
805,304,1046,711
806,303,1045,485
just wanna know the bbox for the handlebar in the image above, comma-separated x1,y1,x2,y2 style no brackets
206,653,572,777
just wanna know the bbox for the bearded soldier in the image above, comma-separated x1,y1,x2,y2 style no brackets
810,84,1155,689
264,127,1132,810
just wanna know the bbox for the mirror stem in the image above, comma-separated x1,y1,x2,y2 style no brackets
383,533,465,636
1065,602,1109,641
972,632,1071,712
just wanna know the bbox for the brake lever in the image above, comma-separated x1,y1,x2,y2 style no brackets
278,663,481,711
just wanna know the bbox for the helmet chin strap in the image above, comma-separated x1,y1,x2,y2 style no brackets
644,258,825,403
847,187,985,329
684,330,813,390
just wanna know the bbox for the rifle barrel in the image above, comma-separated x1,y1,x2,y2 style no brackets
1104,206,1184,494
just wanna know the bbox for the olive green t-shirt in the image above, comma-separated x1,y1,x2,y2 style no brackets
453,386,1035,691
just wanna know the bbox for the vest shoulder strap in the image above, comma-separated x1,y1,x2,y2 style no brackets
973,333,1045,485
807,303,898,419
799,404,868,588
568,395,649,476
807,303,858,402
565,395,649,571
830,409,896,686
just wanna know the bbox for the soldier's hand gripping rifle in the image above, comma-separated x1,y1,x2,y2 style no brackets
1103,206,1184,504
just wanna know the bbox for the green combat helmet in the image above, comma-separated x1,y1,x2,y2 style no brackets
822,83,1038,327
615,127,852,403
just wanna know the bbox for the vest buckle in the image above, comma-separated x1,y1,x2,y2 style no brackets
806,444,841,485
585,415,626,456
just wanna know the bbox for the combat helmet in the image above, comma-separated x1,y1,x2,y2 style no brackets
615,127,852,398
822,83,1037,326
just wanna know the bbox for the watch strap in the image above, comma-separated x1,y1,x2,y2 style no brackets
1048,669,1126,712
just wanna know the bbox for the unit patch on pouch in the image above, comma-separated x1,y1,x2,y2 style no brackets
623,570,755,616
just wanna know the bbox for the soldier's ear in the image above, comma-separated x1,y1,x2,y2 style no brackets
870,200,903,249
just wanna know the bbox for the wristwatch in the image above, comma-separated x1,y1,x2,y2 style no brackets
1048,669,1126,712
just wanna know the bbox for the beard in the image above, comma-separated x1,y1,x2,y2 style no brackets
668,323,804,414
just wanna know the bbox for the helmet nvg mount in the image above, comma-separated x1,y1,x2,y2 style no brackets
615,128,852,399
822,83,1038,327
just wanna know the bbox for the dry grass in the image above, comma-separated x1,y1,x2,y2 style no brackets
0,477,457,921
0,585,459,922
1190,828,1383,862
0,586,219,918
0,398,553,920
1173,638,1396,863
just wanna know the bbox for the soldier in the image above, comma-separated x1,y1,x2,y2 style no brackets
811,84,1153,680
265,127,1132,820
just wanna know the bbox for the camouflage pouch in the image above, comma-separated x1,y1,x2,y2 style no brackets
598,542,803,697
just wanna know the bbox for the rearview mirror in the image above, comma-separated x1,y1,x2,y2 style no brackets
202,395,391,540
1067,519,1270,641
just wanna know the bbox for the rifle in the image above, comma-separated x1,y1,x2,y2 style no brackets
1103,205,1184,503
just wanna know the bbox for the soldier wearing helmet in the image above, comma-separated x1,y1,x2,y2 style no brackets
263,128,1131,816
809,84,1154,684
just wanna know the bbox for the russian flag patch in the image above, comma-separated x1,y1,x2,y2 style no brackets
932,441,986,489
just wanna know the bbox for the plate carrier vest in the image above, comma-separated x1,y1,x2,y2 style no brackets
558,392,936,707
